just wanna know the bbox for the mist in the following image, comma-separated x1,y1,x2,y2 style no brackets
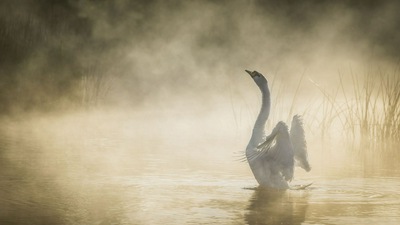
1,0,399,113
1,0,400,224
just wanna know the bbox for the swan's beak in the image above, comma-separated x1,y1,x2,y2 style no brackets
245,70,254,77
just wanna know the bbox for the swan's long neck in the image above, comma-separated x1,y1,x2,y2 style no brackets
247,83,270,150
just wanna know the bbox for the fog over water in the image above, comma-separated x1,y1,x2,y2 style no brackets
1,0,400,224
1,0,400,112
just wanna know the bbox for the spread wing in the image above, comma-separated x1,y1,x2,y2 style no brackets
247,122,294,181
245,132,275,163
290,115,311,171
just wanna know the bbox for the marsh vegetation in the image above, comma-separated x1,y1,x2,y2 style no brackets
306,68,400,152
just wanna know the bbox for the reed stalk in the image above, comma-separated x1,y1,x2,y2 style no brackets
311,67,400,152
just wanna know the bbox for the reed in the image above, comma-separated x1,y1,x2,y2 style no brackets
311,67,400,151
80,64,114,108
308,78,345,140
265,73,305,130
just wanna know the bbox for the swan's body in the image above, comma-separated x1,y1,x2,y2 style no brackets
245,70,310,189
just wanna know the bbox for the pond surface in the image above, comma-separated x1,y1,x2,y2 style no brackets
1,112,400,224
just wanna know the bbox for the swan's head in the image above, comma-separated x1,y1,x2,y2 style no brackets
245,70,268,87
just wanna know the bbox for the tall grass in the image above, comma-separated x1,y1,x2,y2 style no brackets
80,65,114,108
264,73,306,130
0,8,109,114
308,78,344,140
311,67,400,151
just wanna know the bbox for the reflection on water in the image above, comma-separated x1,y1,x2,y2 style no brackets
1,113,400,224
246,188,309,225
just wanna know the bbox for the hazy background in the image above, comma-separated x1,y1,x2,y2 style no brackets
1,0,399,114
1,1,400,224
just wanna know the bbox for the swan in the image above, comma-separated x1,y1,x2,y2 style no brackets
244,70,311,189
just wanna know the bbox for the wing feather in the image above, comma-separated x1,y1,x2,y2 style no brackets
247,121,294,181
290,115,311,171
245,133,275,163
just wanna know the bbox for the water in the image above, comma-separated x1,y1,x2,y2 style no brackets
1,112,400,225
